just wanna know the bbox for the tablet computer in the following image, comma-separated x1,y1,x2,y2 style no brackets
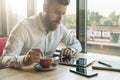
58,57,95,68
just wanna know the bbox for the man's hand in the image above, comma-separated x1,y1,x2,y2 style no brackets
23,49,44,66
59,48,76,60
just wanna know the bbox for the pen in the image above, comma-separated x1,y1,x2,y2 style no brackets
98,61,112,67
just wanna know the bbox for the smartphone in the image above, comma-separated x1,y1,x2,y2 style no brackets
70,67,98,77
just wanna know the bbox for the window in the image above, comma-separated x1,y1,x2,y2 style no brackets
36,0,44,14
87,0,120,56
0,0,27,36
6,0,27,35
0,0,35,36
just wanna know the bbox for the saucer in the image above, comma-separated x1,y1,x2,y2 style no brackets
34,63,58,71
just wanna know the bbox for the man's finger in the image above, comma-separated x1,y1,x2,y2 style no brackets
39,49,44,57
60,49,64,58
32,49,44,57
31,49,44,56
34,59,40,63
30,50,40,56
63,49,67,56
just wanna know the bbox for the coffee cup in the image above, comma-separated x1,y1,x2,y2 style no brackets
39,57,53,68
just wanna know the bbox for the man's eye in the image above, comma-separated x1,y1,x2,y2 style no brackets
55,10,65,16
55,10,60,15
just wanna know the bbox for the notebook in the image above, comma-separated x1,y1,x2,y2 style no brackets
58,57,95,68
92,60,120,72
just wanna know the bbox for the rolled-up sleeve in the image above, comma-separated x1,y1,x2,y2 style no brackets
1,22,26,68
61,25,82,53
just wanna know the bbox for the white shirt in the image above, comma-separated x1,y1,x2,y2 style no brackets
1,13,82,68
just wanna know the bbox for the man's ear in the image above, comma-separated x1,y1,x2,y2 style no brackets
43,3,48,12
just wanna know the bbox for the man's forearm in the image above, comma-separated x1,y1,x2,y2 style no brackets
1,56,25,68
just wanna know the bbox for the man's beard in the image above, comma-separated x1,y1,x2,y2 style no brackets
44,14,60,31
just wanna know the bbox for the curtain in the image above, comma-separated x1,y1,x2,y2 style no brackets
0,0,7,37
0,0,28,37
6,0,27,35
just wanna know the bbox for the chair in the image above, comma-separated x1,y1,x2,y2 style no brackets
0,37,8,56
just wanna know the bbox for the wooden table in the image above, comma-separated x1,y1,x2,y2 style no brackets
0,53,120,80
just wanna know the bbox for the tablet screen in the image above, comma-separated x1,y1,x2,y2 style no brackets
59,57,94,67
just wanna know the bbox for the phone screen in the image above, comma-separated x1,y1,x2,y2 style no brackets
70,67,98,77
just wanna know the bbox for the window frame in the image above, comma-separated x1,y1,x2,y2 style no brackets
76,0,87,53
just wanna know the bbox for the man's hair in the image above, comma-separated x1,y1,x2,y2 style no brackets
44,0,70,6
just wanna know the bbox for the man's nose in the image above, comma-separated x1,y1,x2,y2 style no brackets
57,14,62,21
